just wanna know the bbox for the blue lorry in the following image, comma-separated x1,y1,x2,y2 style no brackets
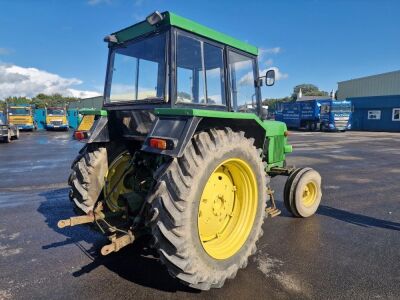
275,99,352,131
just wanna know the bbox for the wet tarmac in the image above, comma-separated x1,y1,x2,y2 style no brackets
0,130,399,299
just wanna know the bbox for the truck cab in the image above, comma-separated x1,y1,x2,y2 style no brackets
8,105,37,131
319,100,352,131
45,107,69,130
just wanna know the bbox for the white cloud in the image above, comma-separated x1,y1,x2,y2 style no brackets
87,0,112,5
239,66,288,86
265,59,273,66
239,71,255,86
133,13,145,21
68,89,102,98
134,0,145,6
0,63,101,99
260,47,281,57
261,67,289,81
0,48,12,55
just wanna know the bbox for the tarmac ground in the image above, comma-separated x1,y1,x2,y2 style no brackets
0,130,399,299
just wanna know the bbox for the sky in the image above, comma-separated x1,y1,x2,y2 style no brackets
0,0,399,99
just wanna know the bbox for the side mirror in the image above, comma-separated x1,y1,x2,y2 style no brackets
265,69,275,86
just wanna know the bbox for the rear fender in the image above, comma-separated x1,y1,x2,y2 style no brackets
141,116,266,158
86,116,110,143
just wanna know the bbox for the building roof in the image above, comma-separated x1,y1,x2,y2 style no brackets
338,70,400,84
337,70,400,99
296,96,331,102
112,11,258,56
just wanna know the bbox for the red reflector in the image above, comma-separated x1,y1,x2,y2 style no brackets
149,138,167,150
74,131,86,140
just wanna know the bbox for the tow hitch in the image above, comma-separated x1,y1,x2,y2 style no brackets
57,212,136,255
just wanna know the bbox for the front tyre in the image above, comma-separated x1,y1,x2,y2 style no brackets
14,128,19,140
4,130,11,143
284,168,322,218
149,129,267,290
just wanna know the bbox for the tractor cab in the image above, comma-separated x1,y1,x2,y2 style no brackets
99,11,275,141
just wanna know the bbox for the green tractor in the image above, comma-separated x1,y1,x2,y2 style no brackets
59,11,322,290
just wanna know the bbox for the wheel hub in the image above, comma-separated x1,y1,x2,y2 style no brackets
302,181,317,207
104,151,133,212
198,158,258,260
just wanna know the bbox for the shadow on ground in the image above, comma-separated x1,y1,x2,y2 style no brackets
317,205,400,231
274,201,399,231
37,188,197,293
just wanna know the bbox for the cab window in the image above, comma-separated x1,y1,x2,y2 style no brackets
228,51,257,112
176,32,225,106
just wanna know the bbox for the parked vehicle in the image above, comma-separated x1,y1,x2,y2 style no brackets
7,105,37,131
0,111,19,143
275,99,352,131
72,108,106,140
58,11,322,290
45,106,69,130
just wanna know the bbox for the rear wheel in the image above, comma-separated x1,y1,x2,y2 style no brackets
148,129,267,290
68,143,129,214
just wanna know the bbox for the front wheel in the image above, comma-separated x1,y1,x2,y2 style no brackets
283,168,322,217
4,130,11,143
148,129,267,290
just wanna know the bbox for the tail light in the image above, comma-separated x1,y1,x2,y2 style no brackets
74,131,88,140
149,138,167,150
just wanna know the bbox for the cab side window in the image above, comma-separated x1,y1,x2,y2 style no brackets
228,51,257,112
176,32,225,106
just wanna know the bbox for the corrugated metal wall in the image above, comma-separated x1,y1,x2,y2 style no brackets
68,96,103,109
337,71,400,99
350,95,400,132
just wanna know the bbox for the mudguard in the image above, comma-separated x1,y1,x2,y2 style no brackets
141,116,202,157
87,116,110,143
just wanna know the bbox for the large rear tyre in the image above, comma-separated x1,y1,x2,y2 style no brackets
148,129,268,290
68,143,128,214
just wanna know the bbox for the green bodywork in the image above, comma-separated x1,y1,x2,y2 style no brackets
113,11,258,56
105,13,291,171
155,108,292,170
79,108,107,116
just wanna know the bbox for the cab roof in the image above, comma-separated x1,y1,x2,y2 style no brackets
112,11,258,56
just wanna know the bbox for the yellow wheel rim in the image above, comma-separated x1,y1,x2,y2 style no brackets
104,151,132,212
198,158,258,260
302,181,317,207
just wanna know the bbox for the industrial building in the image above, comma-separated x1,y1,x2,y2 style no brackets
68,96,103,110
338,70,400,132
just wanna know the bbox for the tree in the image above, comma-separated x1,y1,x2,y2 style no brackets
291,84,328,100
0,94,80,111
263,96,292,113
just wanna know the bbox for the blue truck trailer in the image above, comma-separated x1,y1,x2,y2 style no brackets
275,99,352,131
